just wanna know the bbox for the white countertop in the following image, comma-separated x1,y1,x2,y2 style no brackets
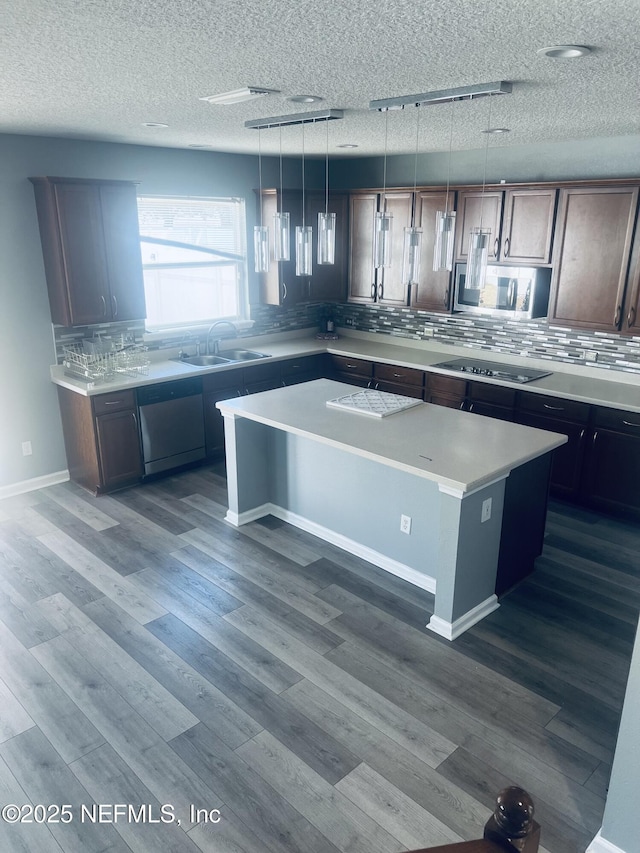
50,329,640,412
216,378,567,495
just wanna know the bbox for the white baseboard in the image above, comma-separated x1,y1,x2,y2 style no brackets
586,830,626,853
226,501,437,594
427,594,500,641
0,470,69,500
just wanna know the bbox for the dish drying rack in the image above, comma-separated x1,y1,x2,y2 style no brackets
62,339,150,385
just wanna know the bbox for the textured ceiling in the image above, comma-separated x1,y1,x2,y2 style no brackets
1,0,639,157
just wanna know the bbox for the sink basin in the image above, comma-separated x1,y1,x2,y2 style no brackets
172,355,232,367
220,349,271,361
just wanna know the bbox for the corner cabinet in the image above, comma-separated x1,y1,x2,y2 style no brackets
548,186,639,332
30,177,146,327
348,191,412,306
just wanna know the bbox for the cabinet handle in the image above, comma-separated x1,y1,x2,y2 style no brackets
112,295,118,318
493,238,499,258
628,305,637,327
103,400,125,406
371,283,376,299
345,363,357,369
392,372,403,379
378,283,384,300
100,295,107,316
503,237,510,258
282,282,287,302
614,304,622,326
443,288,449,308
622,420,640,428
131,410,138,428
543,403,565,411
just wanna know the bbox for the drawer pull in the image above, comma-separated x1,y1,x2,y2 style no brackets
503,237,510,258
543,403,565,411
371,284,376,299
392,372,403,379
614,304,622,326
628,306,637,327
378,283,384,300
112,294,118,318
622,420,640,428
100,294,107,316
103,400,124,406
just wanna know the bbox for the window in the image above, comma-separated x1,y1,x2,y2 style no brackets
137,196,248,330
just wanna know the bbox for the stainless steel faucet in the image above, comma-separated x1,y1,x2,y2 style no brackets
206,320,237,354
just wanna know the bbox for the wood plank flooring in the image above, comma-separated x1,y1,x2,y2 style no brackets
0,464,637,853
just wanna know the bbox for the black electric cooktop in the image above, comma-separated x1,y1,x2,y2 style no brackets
431,358,552,384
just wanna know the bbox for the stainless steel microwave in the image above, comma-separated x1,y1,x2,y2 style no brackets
453,263,551,319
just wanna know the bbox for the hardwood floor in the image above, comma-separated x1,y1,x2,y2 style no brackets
0,465,637,853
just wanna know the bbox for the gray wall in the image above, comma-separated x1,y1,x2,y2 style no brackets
598,621,640,853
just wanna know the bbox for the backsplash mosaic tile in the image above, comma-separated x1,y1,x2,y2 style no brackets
331,303,640,376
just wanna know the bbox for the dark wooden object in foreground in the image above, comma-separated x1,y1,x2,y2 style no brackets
408,787,540,853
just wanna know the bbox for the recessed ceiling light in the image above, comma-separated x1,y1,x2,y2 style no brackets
337,143,358,149
537,44,591,59
199,87,279,106
142,122,169,128
287,95,324,104
482,127,510,134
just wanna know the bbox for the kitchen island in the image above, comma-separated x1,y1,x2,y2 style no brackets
217,379,567,640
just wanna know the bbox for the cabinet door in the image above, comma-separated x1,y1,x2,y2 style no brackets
584,428,640,514
258,190,303,305
378,191,412,306
95,409,142,491
54,182,111,325
622,236,640,334
411,191,455,312
100,184,146,321
305,192,348,302
348,193,377,303
204,386,241,458
515,411,586,496
501,188,557,264
548,186,639,331
455,191,503,261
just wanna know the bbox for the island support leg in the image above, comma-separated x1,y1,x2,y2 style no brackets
427,479,506,640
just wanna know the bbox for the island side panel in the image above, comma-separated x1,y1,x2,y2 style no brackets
428,480,505,639
222,414,272,524
270,430,441,591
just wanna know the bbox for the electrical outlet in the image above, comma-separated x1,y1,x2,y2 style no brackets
21,440,32,456
400,514,412,534
345,317,354,326
424,327,434,337
585,351,598,362
481,498,492,523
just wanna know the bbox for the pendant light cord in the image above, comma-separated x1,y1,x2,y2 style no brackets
479,93,493,230
278,126,283,215
258,127,263,228
325,118,329,216
444,99,454,214
412,106,420,194
382,109,389,213
301,121,305,228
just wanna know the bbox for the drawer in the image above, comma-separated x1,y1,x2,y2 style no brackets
242,361,282,385
374,380,423,399
203,368,243,393
92,389,136,415
281,355,324,379
518,392,590,424
329,355,373,378
467,380,516,408
373,362,424,387
593,406,640,435
426,373,467,396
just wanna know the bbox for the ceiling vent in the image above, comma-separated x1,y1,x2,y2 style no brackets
199,87,280,106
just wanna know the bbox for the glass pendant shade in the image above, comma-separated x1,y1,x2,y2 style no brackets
402,226,423,286
466,227,491,290
273,211,290,261
317,211,336,265
295,225,313,276
254,225,269,273
374,211,393,268
433,210,456,272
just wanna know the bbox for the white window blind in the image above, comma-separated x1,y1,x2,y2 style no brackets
137,196,248,329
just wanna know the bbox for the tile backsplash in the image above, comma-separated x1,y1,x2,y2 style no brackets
53,301,640,377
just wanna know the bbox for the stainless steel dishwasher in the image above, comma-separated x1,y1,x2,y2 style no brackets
137,377,206,476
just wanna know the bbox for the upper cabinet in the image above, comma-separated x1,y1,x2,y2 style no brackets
348,190,412,306
257,189,304,306
455,187,557,265
30,177,146,327
410,190,456,312
305,190,349,303
548,186,639,332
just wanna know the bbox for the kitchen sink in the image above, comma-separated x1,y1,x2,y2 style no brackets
219,349,271,361
172,355,232,367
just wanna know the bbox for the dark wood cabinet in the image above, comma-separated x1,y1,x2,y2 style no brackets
372,362,425,398
281,354,328,386
582,406,640,516
30,177,146,327
465,381,516,421
58,387,142,494
425,373,466,408
410,191,455,312
348,191,412,306
203,372,243,459
257,189,304,306
548,186,639,331
305,192,349,302
455,190,503,262
328,354,373,387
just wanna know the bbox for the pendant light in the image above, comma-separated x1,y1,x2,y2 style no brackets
433,99,457,272
466,93,494,291
374,110,393,268
402,106,423,287
295,120,313,276
273,125,290,261
317,118,336,265
253,127,270,273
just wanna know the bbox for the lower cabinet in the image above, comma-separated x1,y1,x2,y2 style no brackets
58,387,142,494
203,373,243,459
328,354,374,387
425,374,466,408
465,381,516,421
372,363,424,398
582,407,640,515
